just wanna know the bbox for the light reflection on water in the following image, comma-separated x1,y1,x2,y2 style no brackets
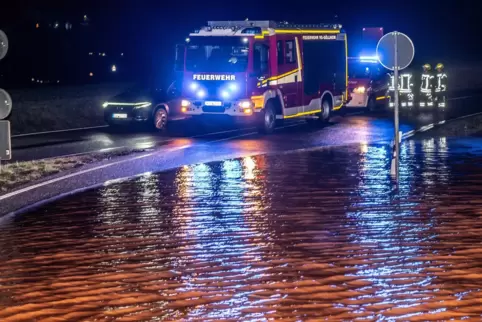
1,138,482,320
170,156,271,319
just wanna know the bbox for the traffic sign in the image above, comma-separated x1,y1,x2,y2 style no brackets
376,31,414,71
0,89,12,120
0,30,8,60
0,121,11,160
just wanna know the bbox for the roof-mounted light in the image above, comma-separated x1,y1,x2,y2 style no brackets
359,55,379,63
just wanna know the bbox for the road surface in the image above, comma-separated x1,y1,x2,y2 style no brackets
1,135,482,320
10,94,480,162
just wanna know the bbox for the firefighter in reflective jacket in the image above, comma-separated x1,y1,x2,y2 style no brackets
419,64,434,107
435,63,447,107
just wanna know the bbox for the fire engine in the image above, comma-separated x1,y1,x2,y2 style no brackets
346,55,389,111
176,20,348,133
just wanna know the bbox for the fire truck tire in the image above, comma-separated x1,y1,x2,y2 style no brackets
257,101,276,134
320,98,332,123
367,96,377,112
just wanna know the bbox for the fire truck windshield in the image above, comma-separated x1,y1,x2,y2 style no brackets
349,62,375,79
186,37,249,72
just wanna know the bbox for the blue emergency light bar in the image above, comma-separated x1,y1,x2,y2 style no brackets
359,55,379,63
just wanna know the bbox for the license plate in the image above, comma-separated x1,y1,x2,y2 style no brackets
112,113,128,119
205,101,222,106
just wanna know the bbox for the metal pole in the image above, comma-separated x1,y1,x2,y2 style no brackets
393,32,400,182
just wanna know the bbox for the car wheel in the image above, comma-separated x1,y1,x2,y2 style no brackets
258,101,276,134
153,107,168,132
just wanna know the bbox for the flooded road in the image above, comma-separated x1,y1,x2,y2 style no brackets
1,137,482,320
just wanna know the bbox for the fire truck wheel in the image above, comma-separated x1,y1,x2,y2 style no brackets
367,96,376,112
320,98,332,123
258,101,276,134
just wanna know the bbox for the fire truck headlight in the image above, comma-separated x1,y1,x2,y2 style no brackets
196,90,206,98
239,100,252,109
181,100,190,107
354,86,366,94
189,82,199,91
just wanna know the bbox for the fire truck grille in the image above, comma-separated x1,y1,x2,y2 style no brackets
202,106,225,113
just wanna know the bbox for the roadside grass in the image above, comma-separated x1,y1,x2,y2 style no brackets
0,149,146,193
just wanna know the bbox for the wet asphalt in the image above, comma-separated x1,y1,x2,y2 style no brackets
0,95,482,320
9,94,481,162
2,137,482,320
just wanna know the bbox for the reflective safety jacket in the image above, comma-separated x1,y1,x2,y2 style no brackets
421,73,434,93
435,73,447,93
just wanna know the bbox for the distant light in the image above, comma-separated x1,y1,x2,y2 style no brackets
111,65,117,72
89,52,93,55
36,23,39,29
57,80,60,83
99,53,101,56
84,15,88,21
40,80,43,84
31,78,34,82
185,37,190,43
54,22,59,29
121,53,124,56
196,90,206,98
89,72,93,77
102,53,106,56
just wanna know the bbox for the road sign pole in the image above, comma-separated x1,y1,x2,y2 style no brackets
393,32,400,182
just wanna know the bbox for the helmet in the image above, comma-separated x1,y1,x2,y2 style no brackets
436,63,444,71
423,64,432,71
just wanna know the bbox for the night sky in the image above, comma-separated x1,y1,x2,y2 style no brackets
0,0,479,88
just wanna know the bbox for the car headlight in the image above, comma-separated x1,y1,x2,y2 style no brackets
102,102,109,108
135,102,152,108
181,100,190,107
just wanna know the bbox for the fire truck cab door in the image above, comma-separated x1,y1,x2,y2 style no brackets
276,39,302,114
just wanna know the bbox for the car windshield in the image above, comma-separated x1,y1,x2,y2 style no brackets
186,37,249,72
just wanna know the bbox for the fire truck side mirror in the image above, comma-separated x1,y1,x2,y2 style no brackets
249,71,262,78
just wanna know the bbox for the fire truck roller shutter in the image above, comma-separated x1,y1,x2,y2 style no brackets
302,39,346,98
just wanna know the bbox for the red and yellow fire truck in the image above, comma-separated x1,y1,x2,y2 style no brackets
176,21,348,133
346,55,390,111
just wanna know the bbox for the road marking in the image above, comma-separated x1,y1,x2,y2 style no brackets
11,125,109,138
402,111,482,140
